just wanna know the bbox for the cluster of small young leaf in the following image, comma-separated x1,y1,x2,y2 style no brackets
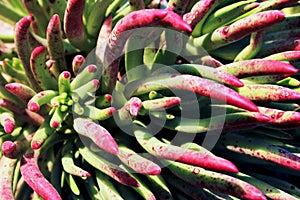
1,0,300,199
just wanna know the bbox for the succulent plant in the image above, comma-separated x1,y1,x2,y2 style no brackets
1,0,300,199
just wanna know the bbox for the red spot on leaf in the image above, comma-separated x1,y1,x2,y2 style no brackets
192,168,200,174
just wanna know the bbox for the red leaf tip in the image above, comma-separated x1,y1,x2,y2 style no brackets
92,80,100,88
4,119,15,134
28,101,40,112
87,65,97,73
62,71,71,79
31,141,41,150
51,121,60,129
2,141,15,153
105,94,112,102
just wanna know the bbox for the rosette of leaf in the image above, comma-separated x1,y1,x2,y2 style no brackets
0,0,300,199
